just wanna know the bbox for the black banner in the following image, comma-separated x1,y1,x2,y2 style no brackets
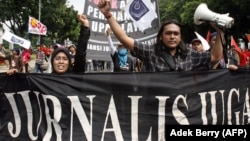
84,0,160,61
0,70,250,140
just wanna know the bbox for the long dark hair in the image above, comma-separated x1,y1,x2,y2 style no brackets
155,19,188,58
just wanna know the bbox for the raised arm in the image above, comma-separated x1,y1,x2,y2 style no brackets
106,27,116,56
73,14,90,72
98,0,134,51
210,23,224,64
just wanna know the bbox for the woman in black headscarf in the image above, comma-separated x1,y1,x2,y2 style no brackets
51,14,90,74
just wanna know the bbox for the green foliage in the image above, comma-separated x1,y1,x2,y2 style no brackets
0,0,80,46
159,0,184,23
159,0,250,42
0,0,249,46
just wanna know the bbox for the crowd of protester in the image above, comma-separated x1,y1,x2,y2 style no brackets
1,1,250,74
2,34,247,75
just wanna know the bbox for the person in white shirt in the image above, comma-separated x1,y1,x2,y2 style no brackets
105,27,134,72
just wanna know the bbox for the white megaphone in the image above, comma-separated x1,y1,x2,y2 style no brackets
194,3,234,28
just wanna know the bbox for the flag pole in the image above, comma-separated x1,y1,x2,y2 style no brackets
37,0,41,45
155,0,161,28
27,16,30,40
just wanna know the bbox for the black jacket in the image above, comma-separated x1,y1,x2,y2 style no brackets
73,26,90,72
51,26,90,73
111,52,134,72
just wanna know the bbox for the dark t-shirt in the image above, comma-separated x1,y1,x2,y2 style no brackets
111,52,134,72
9,56,24,72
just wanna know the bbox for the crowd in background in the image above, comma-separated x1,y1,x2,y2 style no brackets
0,8,250,74
0,34,249,74
0,43,145,73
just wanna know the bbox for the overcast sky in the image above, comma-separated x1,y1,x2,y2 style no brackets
67,0,85,14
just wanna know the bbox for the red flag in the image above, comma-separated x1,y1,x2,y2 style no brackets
40,45,51,56
206,30,211,42
245,34,250,42
231,36,246,66
28,16,47,35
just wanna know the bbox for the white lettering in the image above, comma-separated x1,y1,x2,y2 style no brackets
128,96,142,141
2,87,250,140
172,95,189,124
170,129,193,136
156,96,170,141
243,88,250,124
42,95,62,141
67,95,95,141
20,91,41,140
196,129,220,138
101,95,123,141
199,92,209,124
5,92,22,138
227,88,240,125
208,91,219,124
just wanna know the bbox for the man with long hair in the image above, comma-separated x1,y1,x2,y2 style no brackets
98,0,224,72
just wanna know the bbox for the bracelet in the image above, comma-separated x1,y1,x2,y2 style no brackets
105,12,112,19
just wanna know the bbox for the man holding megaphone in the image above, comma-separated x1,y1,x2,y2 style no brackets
194,3,239,70
98,0,224,72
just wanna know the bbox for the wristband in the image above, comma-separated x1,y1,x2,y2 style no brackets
105,12,112,19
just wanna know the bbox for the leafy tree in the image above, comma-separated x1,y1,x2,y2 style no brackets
158,0,199,42
159,0,250,43
39,1,79,45
1,0,249,47
0,0,80,47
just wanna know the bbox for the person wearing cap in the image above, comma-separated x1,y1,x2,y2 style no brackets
50,14,90,74
68,44,76,67
6,48,25,75
190,38,211,70
191,38,204,52
105,27,134,72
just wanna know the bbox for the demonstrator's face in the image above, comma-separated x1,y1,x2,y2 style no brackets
192,42,204,52
161,24,181,49
53,52,70,74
